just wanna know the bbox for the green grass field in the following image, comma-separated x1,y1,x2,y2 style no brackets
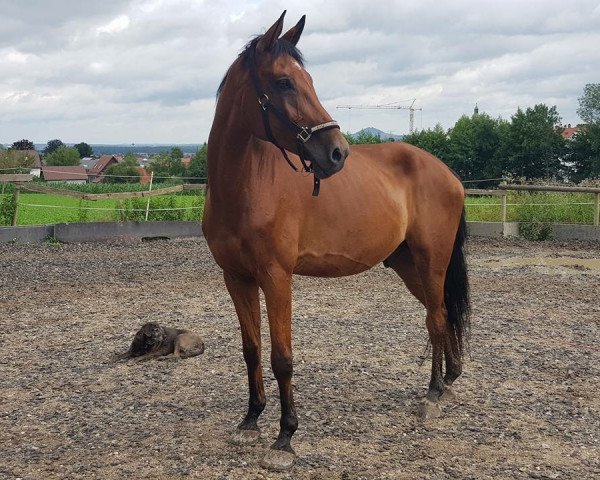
14,193,204,225
2,190,597,226
465,192,598,224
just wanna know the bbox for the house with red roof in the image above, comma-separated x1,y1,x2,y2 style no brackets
42,165,88,184
560,125,581,140
88,154,119,183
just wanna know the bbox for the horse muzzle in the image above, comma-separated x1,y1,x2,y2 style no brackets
305,137,349,180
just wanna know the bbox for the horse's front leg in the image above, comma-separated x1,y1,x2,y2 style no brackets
224,271,266,446
258,268,298,471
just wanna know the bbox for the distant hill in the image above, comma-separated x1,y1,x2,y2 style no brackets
348,127,404,142
33,143,203,156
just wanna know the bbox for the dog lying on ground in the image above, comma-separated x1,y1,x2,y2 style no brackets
115,322,205,362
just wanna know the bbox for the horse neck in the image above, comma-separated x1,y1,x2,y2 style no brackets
207,99,279,203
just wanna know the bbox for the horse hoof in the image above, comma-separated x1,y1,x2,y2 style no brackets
440,387,457,402
418,399,442,420
261,449,296,471
230,429,261,446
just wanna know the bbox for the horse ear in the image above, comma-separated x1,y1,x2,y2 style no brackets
256,10,286,53
281,15,305,46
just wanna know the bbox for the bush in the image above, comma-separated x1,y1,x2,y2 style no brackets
519,221,553,241
113,195,203,222
0,193,16,225
76,199,90,223
510,191,594,224
115,199,146,222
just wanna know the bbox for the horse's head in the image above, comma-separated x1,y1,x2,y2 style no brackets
219,12,349,180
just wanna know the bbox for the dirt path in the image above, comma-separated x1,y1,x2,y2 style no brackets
1,237,598,479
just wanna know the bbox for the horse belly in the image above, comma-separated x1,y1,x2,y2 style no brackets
294,223,404,277
295,253,381,277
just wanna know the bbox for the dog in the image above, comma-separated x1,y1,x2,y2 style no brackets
116,322,205,362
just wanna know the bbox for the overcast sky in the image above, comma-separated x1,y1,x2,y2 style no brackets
1,0,599,145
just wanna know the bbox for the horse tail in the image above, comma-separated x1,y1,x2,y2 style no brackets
444,208,471,357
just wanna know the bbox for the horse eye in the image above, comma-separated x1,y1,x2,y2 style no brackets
275,78,294,91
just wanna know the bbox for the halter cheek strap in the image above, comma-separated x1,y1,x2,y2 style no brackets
249,48,340,197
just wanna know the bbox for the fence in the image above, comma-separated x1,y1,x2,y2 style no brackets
466,184,600,226
465,183,600,239
2,176,600,241
0,177,205,227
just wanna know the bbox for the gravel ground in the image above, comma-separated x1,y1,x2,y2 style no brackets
1,236,599,480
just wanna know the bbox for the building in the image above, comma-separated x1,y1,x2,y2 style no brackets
22,150,43,177
561,125,581,140
42,165,88,184
80,157,97,170
88,155,119,183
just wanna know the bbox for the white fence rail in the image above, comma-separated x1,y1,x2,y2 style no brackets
466,184,600,227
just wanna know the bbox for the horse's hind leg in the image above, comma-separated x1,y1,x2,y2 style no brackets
385,243,461,407
224,272,266,445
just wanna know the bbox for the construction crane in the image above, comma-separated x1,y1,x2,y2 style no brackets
336,99,422,134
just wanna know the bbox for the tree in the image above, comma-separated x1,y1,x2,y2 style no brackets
104,152,140,183
503,104,566,179
0,149,35,172
187,143,207,182
447,113,507,183
403,124,452,165
11,139,35,150
74,142,93,158
170,146,184,159
566,125,600,182
577,84,600,124
148,147,186,179
43,139,65,156
343,131,383,145
44,146,81,166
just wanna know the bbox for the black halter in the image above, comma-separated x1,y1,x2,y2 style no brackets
247,46,340,197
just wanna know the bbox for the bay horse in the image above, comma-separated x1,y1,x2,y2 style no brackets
202,11,470,471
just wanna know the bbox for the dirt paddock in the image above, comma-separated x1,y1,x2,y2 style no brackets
1,236,599,479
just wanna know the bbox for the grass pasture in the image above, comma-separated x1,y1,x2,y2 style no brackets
15,193,204,226
466,191,598,224
1,188,598,227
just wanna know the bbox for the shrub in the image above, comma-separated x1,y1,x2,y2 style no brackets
0,193,16,225
518,221,553,241
113,195,203,222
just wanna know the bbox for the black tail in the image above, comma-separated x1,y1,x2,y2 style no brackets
444,208,471,357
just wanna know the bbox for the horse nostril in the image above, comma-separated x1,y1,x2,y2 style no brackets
331,147,343,163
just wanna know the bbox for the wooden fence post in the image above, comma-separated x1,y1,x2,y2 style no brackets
145,171,154,221
594,192,599,227
501,192,507,237
12,186,20,226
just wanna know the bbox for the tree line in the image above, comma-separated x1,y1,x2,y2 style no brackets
3,84,598,185
102,145,207,184
1,138,207,183
346,84,600,185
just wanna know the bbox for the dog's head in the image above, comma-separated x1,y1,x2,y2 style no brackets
129,322,165,356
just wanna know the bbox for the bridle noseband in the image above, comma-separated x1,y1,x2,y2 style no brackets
248,47,340,197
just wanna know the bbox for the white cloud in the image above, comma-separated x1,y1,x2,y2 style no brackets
97,15,131,35
0,48,32,64
0,0,599,144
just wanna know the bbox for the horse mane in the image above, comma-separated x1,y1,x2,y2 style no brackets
216,35,305,98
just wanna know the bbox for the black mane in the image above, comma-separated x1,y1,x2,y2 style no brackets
216,35,305,98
